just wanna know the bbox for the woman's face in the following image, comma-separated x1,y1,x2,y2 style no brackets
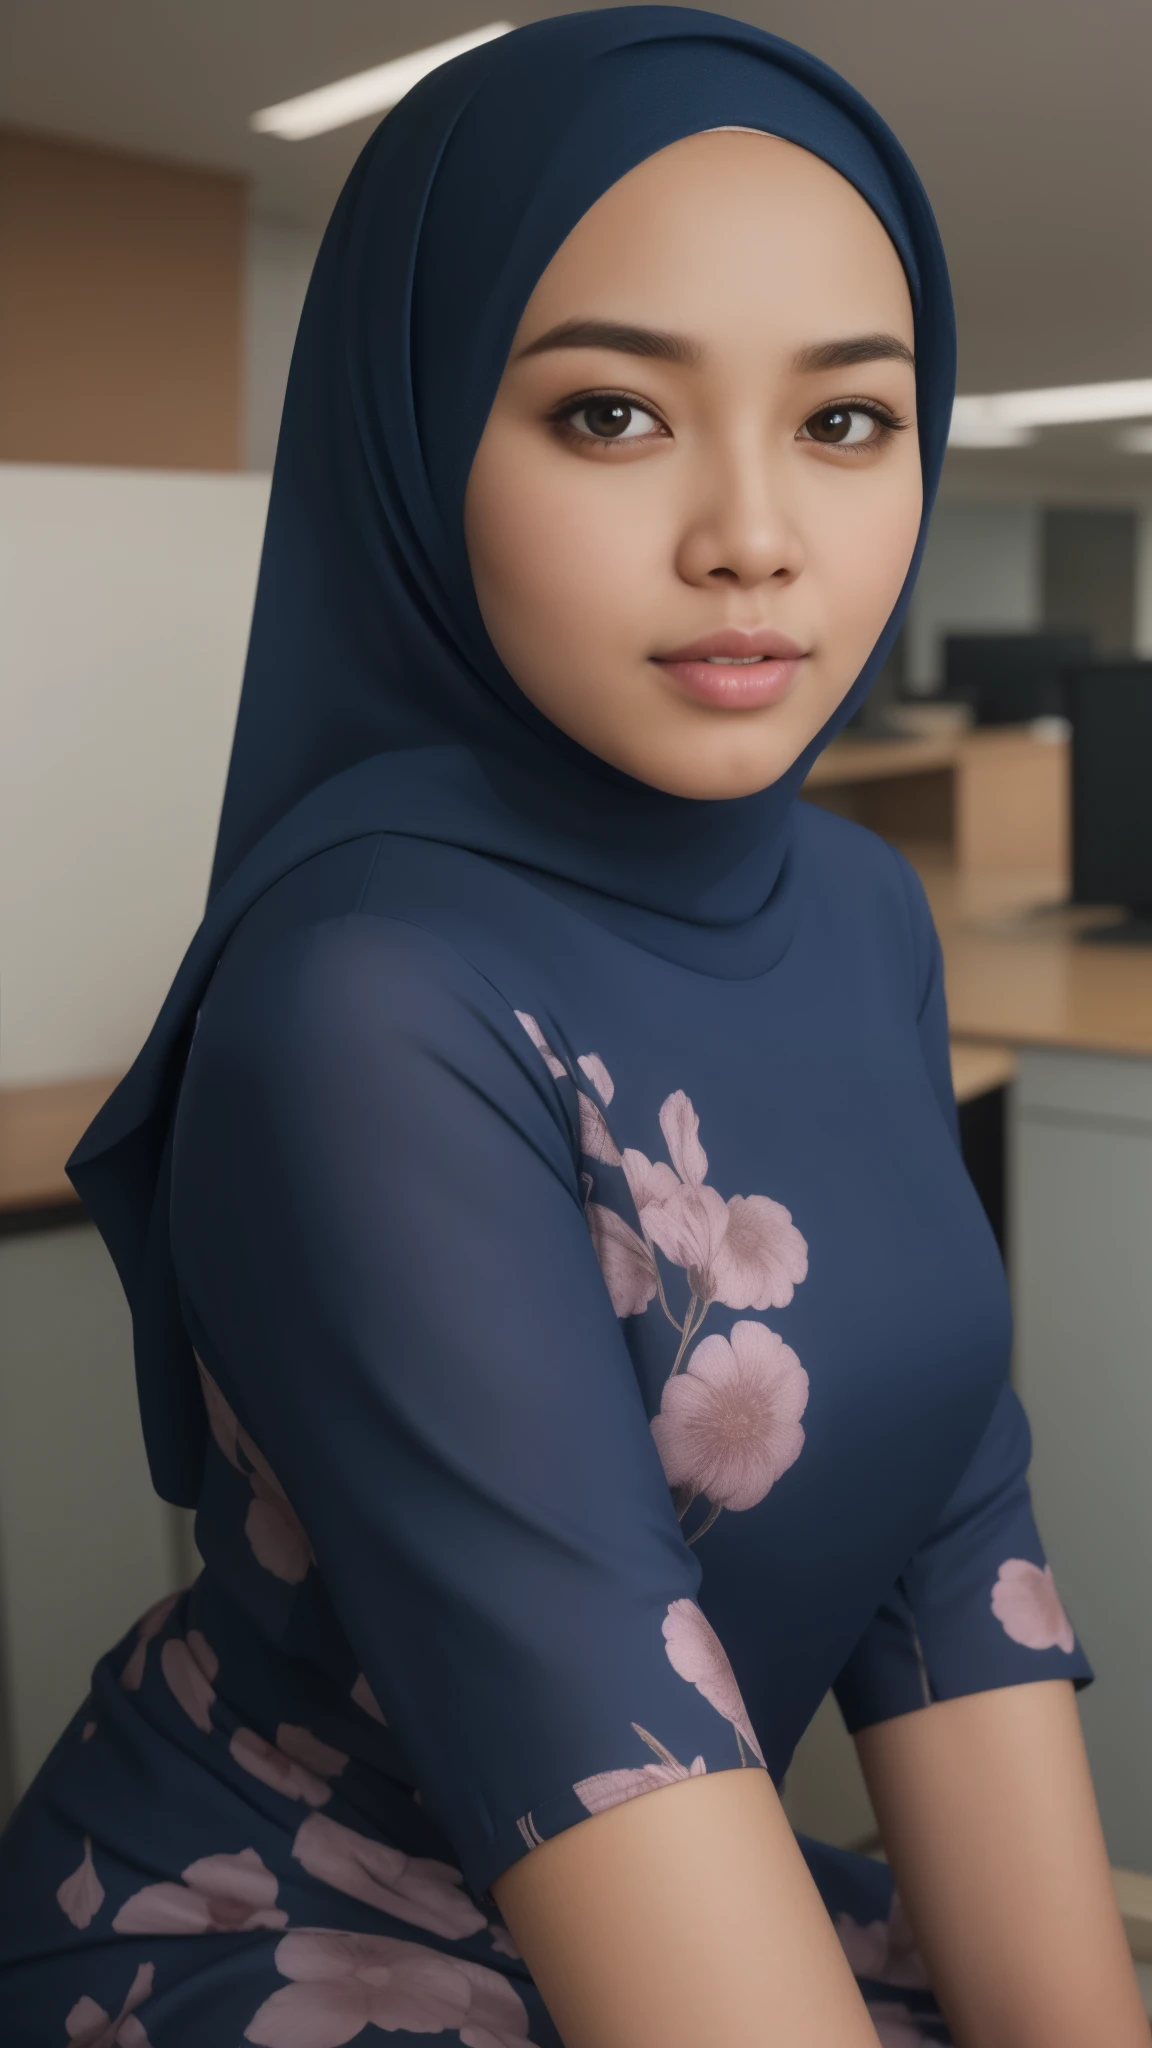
464,129,921,799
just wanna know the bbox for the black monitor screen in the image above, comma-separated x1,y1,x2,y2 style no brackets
942,632,1093,724
1071,664,1152,909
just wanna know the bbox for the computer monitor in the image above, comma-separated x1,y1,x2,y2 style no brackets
1070,662,1152,936
941,631,1093,725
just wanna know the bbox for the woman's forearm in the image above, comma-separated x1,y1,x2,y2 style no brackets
492,1767,881,2048
856,1680,1148,2048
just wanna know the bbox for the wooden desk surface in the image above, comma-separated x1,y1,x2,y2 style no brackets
915,856,1152,1059
0,1075,117,1214
805,732,960,787
804,722,1064,790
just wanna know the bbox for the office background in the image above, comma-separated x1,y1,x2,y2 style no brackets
3,0,1152,1964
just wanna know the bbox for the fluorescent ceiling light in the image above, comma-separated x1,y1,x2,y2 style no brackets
251,23,514,140
950,378,1152,449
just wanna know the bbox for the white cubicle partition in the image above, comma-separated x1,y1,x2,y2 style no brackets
0,462,270,1085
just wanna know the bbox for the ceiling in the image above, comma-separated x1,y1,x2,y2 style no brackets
2,0,1151,490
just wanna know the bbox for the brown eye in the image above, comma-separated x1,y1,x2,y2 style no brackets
564,397,661,441
800,406,881,448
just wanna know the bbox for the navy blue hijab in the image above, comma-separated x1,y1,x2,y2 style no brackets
70,6,956,1505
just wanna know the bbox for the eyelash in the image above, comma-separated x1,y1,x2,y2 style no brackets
549,388,911,455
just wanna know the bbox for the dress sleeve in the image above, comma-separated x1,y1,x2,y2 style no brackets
835,854,1093,1727
834,1364,1093,1732
170,910,766,1899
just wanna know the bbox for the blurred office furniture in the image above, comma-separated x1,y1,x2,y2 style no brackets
1042,507,1138,660
941,630,1092,725
804,722,1070,878
0,1078,191,1817
1069,661,1152,939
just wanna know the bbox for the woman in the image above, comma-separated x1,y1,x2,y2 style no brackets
0,10,1144,2045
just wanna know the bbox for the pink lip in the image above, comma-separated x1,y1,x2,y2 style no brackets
652,628,808,711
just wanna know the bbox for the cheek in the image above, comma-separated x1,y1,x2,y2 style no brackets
467,440,661,655
814,470,922,656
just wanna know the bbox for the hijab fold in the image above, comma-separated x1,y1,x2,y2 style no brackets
69,6,956,1503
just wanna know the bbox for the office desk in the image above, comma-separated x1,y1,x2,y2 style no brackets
805,725,1069,877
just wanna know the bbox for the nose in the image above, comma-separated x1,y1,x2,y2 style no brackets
673,433,806,591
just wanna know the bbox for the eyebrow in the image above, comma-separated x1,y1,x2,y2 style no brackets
515,318,915,375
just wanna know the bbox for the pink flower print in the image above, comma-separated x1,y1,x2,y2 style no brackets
292,1812,487,1939
160,1628,218,1733
57,1834,105,1929
514,1011,565,1080
620,1147,681,1213
586,1202,658,1317
81,1719,97,1741
638,1179,806,1313
662,1599,765,1765
196,1357,314,1584
113,1847,287,1935
575,1725,708,1814
231,1725,346,1807
350,1671,386,1722
66,1962,154,2048
651,1321,808,1514
245,1929,534,2048
488,1923,521,1960
708,1193,808,1312
836,1893,929,1990
578,1091,621,1165
118,1591,179,1691
659,1090,709,1186
247,1467,312,1585
453,1957,535,2047
577,1053,613,1104
867,2002,934,2047
991,1559,1075,1652
621,1093,806,1313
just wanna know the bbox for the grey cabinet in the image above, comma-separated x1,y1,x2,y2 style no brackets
0,1222,188,1810
1011,1048,1152,1871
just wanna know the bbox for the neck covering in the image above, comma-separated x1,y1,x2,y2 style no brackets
70,6,956,1504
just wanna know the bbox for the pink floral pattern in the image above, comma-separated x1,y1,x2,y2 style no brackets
575,1725,707,1814
113,1848,287,1935
991,1559,1075,1652
292,1812,487,1939
66,1962,154,2047
350,1672,386,1723
57,1835,105,1929
244,1928,535,2048
197,1357,314,1584
231,1724,347,1807
662,1599,765,1765
651,1320,808,1520
621,1091,807,1313
118,1591,179,1692
514,1023,810,1546
160,1629,218,1733
836,1893,929,1990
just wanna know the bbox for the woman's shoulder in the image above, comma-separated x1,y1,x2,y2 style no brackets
189,837,558,1120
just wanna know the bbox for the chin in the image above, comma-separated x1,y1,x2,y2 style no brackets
622,751,800,801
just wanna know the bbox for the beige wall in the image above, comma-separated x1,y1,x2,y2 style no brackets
0,130,245,470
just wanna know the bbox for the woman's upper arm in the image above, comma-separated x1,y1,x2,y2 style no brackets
170,911,761,1897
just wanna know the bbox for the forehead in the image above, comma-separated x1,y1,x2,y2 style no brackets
517,129,914,349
